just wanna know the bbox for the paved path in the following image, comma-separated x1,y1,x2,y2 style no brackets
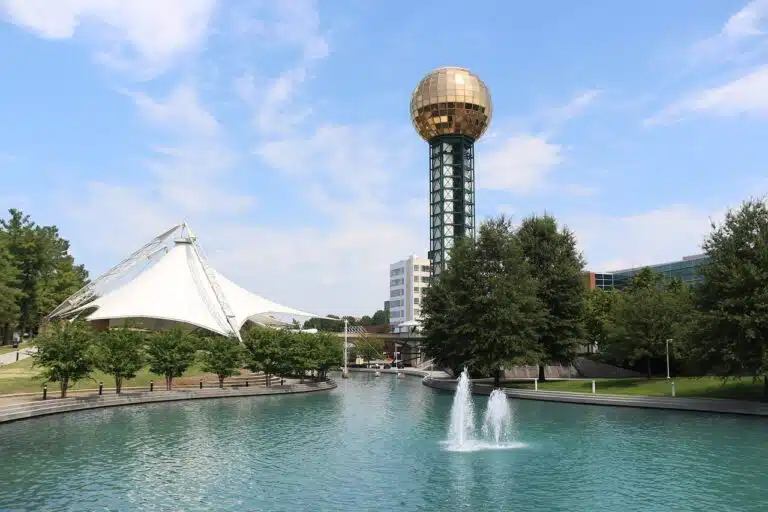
422,376,768,417
0,380,337,424
0,347,36,366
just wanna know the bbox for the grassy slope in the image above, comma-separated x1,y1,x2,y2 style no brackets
0,358,210,395
503,377,766,401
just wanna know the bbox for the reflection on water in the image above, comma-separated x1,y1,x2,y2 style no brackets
0,373,767,511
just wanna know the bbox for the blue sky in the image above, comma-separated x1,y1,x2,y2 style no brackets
0,0,766,316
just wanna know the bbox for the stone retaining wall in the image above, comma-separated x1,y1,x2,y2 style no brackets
0,381,336,424
422,377,768,417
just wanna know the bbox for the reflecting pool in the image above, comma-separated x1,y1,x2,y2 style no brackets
1,373,767,511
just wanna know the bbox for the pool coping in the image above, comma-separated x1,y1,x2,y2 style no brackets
0,380,337,424
421,375,768,417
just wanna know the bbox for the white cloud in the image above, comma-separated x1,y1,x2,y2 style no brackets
722,0,768,38
567,204,722,272
540,89,602,128
0,0,217,75
128,85,220,137
478,134,563,194
233,0,329,135
645,65,768,125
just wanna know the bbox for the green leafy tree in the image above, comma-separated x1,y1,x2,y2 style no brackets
626,267,664,292
314,332,343,381
0,231,20,343
582,288,621,353
0,209,88,336
371,309,389,325
355,333,384,363
422,216,545,386
145,328,197,390
605,282,692,377
91,327,145,393
242,325,284,386
516,214,586,380
33,320,94,398
690,198,768,396
200,336,243,388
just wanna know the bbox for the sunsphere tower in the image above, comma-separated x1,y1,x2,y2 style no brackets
410,67,493,276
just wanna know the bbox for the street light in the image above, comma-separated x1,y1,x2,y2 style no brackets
666,338,673,379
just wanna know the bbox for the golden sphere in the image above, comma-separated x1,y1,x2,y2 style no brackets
410,66,493,142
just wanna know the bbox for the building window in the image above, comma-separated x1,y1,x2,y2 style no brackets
421,265,430,272
414,298,420,304
414,287,420,294
414,265,419,271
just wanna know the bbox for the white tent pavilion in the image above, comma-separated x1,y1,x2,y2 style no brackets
47,223,328,339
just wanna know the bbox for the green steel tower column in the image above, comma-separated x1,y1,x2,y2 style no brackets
428,135,475,276
410,67,492,277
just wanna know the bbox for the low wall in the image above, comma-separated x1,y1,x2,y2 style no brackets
0,381,336,424
422,377,768,417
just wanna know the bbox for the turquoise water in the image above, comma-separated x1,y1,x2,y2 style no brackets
1,373,767,511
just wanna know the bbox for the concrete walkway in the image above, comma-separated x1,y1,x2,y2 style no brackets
0,347,36,366
0,380,337,424
422,377,768,417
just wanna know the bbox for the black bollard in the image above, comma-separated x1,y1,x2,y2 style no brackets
150,381,154,392
42,385,47,400
280,378,284,386
99,382,103,395
15,350,19,362
199,379,203,389
245,380,249,387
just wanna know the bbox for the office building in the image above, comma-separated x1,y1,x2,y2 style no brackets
584,254,710,290
389,255,432,327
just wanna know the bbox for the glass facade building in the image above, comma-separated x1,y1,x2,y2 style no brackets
587,254,710,291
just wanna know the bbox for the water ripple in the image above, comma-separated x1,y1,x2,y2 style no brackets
0,374,767,511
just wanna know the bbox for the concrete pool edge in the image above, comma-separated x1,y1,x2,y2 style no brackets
422,376,768,417
0,380,337,424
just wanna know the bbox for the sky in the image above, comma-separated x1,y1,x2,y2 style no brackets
0,0,767,317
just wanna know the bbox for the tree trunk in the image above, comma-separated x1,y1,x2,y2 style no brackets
115,375,122,394
218,375,224,389
60,377,68,398
538,364,546,382
266,374,271,387
493,368,501,389
646,357,652,379
166,375,172,391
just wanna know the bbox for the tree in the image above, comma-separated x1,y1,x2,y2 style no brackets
242,325,284,386
582,288,621,353
145,328,197,390
355,333,384,363
91,327,145,393
516,214,585,381
605,281,692,377
33,320,93,398
421,216,545,386
690,198,768,396
0,209,88,337
200,336,243,388
371,309,389,325
0,231,20,343
313,332,342,381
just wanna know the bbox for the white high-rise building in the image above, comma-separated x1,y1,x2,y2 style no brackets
389,255,431,327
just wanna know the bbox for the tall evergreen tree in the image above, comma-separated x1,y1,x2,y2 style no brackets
0,231,20,343
516,215,585,381
421,216,545,385
0,209,88,336
691,198,768,396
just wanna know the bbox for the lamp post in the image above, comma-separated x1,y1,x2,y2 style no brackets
666,338,672,379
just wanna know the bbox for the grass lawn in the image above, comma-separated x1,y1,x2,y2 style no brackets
0,358,210,396
503,377,767,401
0,341,30,356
